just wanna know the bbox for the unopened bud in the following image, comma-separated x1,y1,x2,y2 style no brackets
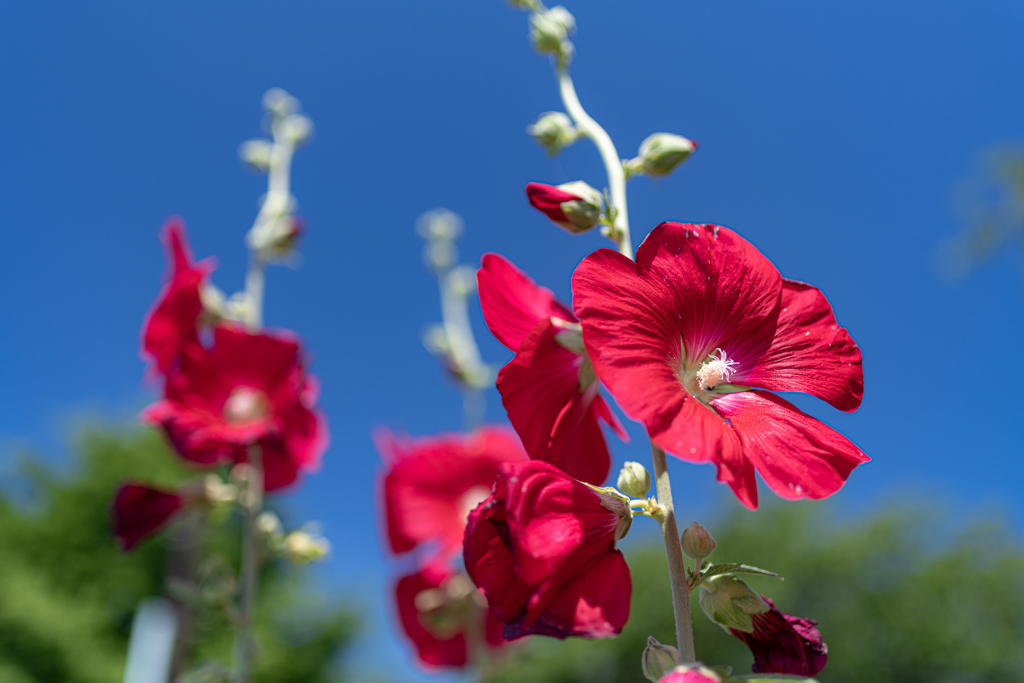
698,574,769,633
525,181,602,234
203,474,238,505
256,511,284,538
632,133,698,177
642,636,681,682
529,7,575,57
681,522,716,561
527,111,577,156
238,139,273,171
262,87,299,117
416,208,464,242
279,114,314,146
617,461,651,498
283,529,331,564
508,0,538,9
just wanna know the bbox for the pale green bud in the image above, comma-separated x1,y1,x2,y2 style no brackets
641,636,681,682
635,133,698,177
529,7,575,57
282,529,331,564
527,111,577,156
617,461,651,498
262,87,299,117
698,574,769,633
238,139,273,171
681,521,716,561
279,114,314,146
555,180,603,233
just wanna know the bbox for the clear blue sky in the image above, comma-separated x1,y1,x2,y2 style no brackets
1,1,1022,680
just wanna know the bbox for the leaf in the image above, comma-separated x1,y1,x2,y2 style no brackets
700,562,784,580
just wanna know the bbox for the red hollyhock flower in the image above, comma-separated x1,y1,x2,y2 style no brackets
141,217,214,375
657,665,723,683
729,596,828,676
394,564,505,668
477,253,627,486
572,222,868,509
525,181,602,234
111,483,183,551
377,427,526,566
142,325,327,492
463,460,632,640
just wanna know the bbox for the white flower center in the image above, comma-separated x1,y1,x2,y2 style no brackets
694,349,737,391
223,387,269,423
459,486,492,523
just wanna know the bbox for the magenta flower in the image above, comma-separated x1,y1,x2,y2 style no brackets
572,222,868,509
477,253,626,486
657,665,723,683
463,460,632,640
525,181,603,234
730,597,828,676
111,483,184,551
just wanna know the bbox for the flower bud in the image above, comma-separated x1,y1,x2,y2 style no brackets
617,461,651,498
525,181,602,234
642,636,681,682
633,133,698,177
529,6,575,57
256,511,284,538
279,114,314,146
262,87,299,117
698,574,770,633
282,529,331,564
527,111,577,156
681,521,716,561
238,139,273,171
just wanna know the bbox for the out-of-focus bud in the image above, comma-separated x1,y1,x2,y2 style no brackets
642,636,682,682
529,6,575,57
279,114,314,146
618,461,652,498
508,0,538,9
262,87,299,118
698,574,770,633
203,474,238,505
525,181,603,234
256,511,284,538
238,139,273,171
527,111,577,156
416,208,464,242
656,663,723,683
630,133,698,177
681,521,716,561
282,529,331,564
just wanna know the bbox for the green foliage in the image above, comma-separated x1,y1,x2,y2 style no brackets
0,428,357,683
488,501,1024,683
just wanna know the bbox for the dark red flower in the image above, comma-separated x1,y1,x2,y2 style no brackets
111,483,183,551
572,222,868,509
377,427,526,566
477,253,626,486
394,564,505,669
729,596,828,676
463,460,632,640
142,325,327,492
525,182,603,234
141,217,214,375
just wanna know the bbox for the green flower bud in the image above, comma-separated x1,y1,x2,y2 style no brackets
681,521,716,561
642,636,681,681
527,111,577,156
282,529,331,564
698,574,769,633
529,7,575,57
238,139,273,171
617,461,651,498
634,133,698,177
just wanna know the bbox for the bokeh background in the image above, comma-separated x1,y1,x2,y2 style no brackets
1,1,1023,681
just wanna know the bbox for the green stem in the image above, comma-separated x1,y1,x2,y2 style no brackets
232,445,263,683
650,442,696,662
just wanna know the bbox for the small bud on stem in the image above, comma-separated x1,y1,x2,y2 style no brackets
681,521,716,561
642,636,682,682
618,461,652,498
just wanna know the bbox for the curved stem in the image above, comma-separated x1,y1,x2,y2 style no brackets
556,68,632,257
650,442,696,662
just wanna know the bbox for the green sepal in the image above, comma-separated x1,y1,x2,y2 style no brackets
701,562,784,581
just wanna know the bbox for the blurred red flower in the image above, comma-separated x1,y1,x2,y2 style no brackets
111,482,183,551
463,460,632,640
657,665,723,683
477,253,626,486
730,596,828,676
572,222,868,509
377,426,525,567
142,325,327,492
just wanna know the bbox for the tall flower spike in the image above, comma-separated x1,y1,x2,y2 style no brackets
572,222,868,509
463,460,632,640
477,253,627,486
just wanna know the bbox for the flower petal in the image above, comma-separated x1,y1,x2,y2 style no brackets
730,596,828,676
463,495,536,624
736,279,864,412
111,483,183,551
394,567,468,668
712,390,869,505
478,253,576,351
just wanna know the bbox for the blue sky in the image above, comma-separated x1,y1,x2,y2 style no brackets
1,0,1023,680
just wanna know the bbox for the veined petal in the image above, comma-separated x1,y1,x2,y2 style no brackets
478,253,576,352
737,279,863,412
712,391,869,505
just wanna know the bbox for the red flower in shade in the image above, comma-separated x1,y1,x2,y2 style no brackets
572,222,868,509
394,564,505,669
141,218,214,375
142,325,327,492
729,597,828,676
377,427,526,566
463,460,632,640
111,483,184,551
477,253,627,486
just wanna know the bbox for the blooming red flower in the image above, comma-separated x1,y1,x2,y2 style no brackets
142,325,327,492
111,483,184,551
141,217,214,375
377,427,526,566
572,222,868,509
525,181,602,234
477,253,626,486
463,459,632,640
729,596,828,676
394,564,505,668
